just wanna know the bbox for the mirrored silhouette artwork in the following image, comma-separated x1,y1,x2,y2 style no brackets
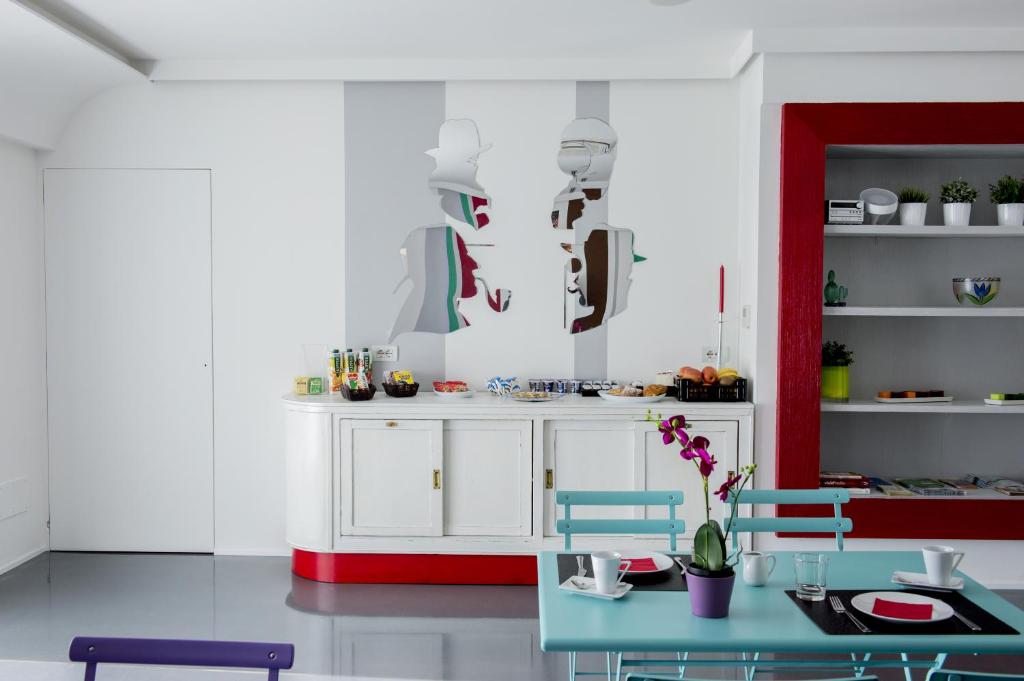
551,117,643,334
427,119,493,230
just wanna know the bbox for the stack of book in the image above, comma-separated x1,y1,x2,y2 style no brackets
965,474,1024,496
819,471,871,495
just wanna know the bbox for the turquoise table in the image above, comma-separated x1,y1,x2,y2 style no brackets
538,551,1024,676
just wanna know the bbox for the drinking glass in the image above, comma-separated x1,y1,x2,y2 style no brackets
794,552,828,601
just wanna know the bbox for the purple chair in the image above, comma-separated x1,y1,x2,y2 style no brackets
69,637,294,681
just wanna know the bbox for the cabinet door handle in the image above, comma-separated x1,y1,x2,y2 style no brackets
432,469,441,490
545,469,553,490
385,421,398,428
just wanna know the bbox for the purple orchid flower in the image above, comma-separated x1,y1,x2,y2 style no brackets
659,416,690,447
715,473,743,502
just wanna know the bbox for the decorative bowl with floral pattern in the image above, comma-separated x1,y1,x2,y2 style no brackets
952,277,1000,306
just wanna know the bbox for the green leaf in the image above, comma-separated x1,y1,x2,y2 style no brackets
693,521,726,572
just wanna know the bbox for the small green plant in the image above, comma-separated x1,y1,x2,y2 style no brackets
940,178,978,204
989,175,1024,204
822,340,854,367
897,186,930,203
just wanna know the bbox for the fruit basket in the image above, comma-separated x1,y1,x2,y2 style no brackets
341,384,377,401
675,378,747,402
382,381,419,398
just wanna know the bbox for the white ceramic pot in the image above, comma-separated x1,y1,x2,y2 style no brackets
997,203,1024,227
899,203,927,226
943,203,972,227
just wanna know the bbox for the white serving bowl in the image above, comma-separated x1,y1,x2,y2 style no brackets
860,188,899,225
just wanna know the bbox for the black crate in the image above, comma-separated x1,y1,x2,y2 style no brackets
341,384,377,401
382,382,419,398
675,377,747,402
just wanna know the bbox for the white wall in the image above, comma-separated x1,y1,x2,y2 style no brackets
0,137,48,572
41,78,744,555
750,52,1024,587
41,82,347,555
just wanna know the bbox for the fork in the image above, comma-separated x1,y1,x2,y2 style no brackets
952,610,981,631
829,595,871,633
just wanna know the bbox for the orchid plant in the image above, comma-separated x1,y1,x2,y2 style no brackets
646,411,756,574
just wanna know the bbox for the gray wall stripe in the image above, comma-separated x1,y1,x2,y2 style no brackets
344,82,446,384
572,81,610,380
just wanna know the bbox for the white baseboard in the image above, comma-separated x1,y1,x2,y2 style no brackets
213,547,291,557
0,545,47,576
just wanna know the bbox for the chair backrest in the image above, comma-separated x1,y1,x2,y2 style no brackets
69,637,295,681
727,488,852,551
555,490,684,551
928,671,1024,681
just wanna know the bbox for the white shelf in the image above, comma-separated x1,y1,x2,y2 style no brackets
822,399,1024,414
827,144,1024,159
823,306,1024,317
824,224,1024,238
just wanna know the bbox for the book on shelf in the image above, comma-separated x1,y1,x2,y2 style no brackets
966,474,1024,496
939,478,979,490
893,478,966,497
870,477,915,497
819,470,869,488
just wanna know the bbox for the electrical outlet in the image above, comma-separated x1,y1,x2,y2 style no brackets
702,346,719,365
372,345,398,363
742,304,752,329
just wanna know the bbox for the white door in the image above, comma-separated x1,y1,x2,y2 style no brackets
543,420,640,536
339,419,443,536
443,420,531,536
636,419,739,540
45,169,213,552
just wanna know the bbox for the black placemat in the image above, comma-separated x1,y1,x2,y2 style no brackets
557,553,688,591
786,589,1019,636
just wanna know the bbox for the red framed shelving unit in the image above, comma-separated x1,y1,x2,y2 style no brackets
777,102,1024,540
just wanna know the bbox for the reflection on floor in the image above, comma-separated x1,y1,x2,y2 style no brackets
0,552,1020,680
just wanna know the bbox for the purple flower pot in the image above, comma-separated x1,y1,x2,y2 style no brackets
686,569,735,618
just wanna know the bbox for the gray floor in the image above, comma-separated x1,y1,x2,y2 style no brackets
0,552,1021,680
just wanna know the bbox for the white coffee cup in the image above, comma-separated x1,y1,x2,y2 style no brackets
922,545,964,586
742,551,776,587
591,551,631,595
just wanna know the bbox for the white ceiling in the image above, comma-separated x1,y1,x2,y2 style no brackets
6,0,1024,146
0,1,142,149
28,0,1024,62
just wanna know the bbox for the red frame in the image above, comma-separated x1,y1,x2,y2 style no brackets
292,550,538,584
777,102,1024,540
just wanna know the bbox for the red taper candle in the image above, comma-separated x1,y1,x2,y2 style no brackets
719,265,725,314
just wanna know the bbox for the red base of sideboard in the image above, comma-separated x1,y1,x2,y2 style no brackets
291,549,539,585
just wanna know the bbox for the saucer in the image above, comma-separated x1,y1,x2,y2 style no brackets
892,570,964,591
559,576,633,600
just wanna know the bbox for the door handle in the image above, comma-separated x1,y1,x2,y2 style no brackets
385,421,398,428
432,469,441,490
545,469,553,490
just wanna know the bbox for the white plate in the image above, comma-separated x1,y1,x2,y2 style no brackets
985,398,1024,406
874,396,954,404
614,550,675,574
433,390,473,399
596,390,667,403
851,591,954,623
510,392,566,402
558,576,633,600
891,571,964,591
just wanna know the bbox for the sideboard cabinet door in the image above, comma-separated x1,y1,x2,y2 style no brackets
543,420,640,536
636,419,739,540
443,420,532,536
339,419,443,536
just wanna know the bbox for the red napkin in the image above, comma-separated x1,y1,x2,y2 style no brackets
871,598,933,620
621,558,658,572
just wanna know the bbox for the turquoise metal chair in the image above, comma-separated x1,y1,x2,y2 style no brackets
556,490,685,681
928,672,1024,681
728,487,852,551
728,488,852,680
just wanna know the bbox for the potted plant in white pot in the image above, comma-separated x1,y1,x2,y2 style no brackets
897,187,929,226
940,178,978,227
989,175,1024,227
646,412,756,619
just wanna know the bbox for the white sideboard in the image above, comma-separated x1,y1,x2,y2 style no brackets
284,392,754,558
